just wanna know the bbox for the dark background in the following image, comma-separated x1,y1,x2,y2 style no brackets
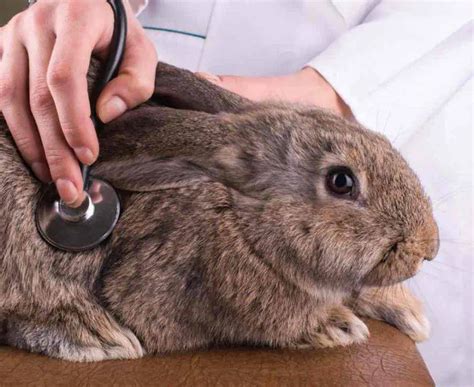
1,0,23,25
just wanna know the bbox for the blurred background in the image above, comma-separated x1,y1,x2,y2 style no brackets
1,0,23,25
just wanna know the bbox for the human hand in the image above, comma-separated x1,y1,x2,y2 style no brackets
196,67,353,119
0,0,157,207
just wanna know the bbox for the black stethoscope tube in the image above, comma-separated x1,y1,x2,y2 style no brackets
84,0,127,189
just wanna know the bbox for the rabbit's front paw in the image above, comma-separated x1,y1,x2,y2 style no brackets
299,306,369,349
353,284,430,342
385,305,430,342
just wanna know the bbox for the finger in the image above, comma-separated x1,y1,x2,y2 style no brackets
47,10,100,166
195,73,273,101
0,23,50,182
24,14,84,206
96,32,158,123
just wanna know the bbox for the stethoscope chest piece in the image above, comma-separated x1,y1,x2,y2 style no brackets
36,177,120,252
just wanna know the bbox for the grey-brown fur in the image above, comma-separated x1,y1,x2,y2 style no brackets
0,63,439,361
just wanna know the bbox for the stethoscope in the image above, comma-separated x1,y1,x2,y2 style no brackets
33,0,127,252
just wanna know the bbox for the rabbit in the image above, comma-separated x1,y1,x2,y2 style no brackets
0,62,439,361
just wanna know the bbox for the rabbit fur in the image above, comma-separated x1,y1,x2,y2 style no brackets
0,63,439,361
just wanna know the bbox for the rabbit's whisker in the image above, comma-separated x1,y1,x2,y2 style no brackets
417,270,455,287
429,261,473,274
432,187,472,208
428,173,471,187
407,278,434,316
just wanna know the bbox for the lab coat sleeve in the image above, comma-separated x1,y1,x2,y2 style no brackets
307,0,473,146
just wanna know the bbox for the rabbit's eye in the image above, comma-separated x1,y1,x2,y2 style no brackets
326,167,356,197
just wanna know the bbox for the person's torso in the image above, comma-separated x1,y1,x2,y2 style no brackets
139,0,380,76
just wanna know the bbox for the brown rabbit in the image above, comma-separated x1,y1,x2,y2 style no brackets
0,63,439,361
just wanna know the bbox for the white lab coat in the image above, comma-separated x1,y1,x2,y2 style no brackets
130,1,474,385
131,0,472,146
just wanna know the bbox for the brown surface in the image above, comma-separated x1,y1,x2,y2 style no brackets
0,320,433,386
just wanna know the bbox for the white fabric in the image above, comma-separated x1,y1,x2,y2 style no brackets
404,77,473,387
129,0,148,16
137,1,474,385
139,0,214,70
310,1,472,147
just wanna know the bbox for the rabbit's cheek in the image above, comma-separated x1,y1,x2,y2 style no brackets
362,251,416,287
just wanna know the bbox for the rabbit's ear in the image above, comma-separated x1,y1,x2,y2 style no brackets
149,63,250,114
93,144,256,193
93,156,211,192
93,142,264,194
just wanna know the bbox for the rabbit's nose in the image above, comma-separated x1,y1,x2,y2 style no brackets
422,220,440,261
424,236,440,261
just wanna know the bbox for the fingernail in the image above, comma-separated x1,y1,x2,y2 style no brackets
71,190,87,209
196,72,221,84
31,162,51,182
56,178,79,205
98,96,127,123
74,147,95,165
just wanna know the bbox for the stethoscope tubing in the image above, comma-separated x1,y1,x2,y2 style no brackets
82,0,128,190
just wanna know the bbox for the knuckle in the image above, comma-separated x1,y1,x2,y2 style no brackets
128,30,146,47
61,1,83,19
29,5,48,27
30,84,54,113
12,134,35,155
134,74,155,101
61,121,87,146
0,77,16,106
43,146,67,168
47,62,74,89
130,32,157,61
60,123,78,139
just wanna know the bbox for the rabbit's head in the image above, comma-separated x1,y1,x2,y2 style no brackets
210,105,439,290
94,63,439,292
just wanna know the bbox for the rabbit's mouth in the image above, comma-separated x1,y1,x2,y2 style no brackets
380,245,397,264
362,241,422,286
377,240,402,266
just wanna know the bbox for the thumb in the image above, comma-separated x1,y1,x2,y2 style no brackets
97,35,158,123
